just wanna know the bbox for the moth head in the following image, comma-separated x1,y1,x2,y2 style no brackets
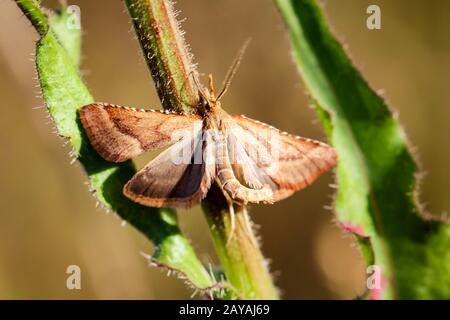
193,73,221,113
193,40,250,114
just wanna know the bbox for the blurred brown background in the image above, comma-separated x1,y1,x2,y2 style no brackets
0,0,448,299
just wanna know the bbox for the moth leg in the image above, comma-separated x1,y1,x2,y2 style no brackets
226,202,236,246
219,171,273,204
216,179,237,245
242,207,259,249
215,179,259,248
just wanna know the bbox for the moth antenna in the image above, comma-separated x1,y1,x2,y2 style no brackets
190,71,209,102
216,38,251,101
208,74,216,100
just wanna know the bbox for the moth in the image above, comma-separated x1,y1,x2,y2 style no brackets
79,51,337,211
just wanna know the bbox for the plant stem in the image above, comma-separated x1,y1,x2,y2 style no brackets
124,0,278,299
16,0,49,35
125,0,198,112
203,185,279,299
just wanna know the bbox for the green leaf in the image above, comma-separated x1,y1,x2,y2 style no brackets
18,1,214,292
276,0,450,299
50,7,81,66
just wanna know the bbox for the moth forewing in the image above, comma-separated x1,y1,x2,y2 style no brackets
231,114,337,199
253,123,281,174
169,122,203,166
79,103,202,163
123,135,212,208
168,133,195,166
202,129,217,167
212,123,274,205
226,126,266,190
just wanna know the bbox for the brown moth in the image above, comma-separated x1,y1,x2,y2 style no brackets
79,53,337,210
79,94,336,209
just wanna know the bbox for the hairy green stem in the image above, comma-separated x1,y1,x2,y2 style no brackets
125,0,198,112
125,0,278,299
203,185,279,299
15,0,49,35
